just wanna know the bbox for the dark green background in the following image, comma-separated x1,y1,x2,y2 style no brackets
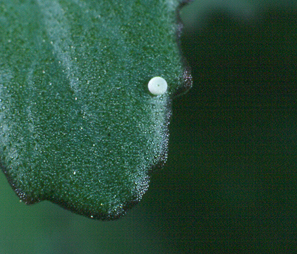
151,8,297,253
1,4,297,254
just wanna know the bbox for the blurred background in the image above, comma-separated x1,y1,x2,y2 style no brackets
1,0,297,253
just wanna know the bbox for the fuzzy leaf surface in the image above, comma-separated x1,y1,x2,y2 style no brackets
0,0,191,219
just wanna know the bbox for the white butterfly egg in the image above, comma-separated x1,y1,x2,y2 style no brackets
148,77,168,95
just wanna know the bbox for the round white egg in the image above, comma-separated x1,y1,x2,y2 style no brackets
148,77,168,95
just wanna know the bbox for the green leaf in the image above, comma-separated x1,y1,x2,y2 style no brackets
0,0,192,220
